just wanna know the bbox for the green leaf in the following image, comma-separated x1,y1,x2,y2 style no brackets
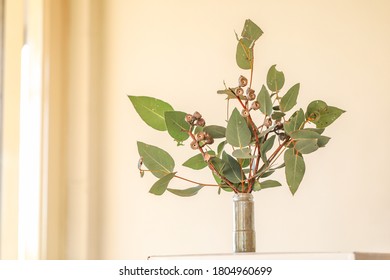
315,106,345,128
306,100,345,128
220,185,234,193
236,38,253,70
271,111,285,121
284,148,305,195
137,142,175,178
259,170,275,178
232,147,254,159
304,127,325,135
241,19,263,42
305,100,326,121
294,139,319,154
252,181,261,191
280,83,300,113
259,180,282,189
226,108,251,148
318,135,331,147
217,140,227,158
129,96,173,131
210,157,226,176
260,135,276,164
290,129,321,140
164,111,190,142
284,109,305,135
203,125,226,139
291,130,322,154
182,151,215,170
266,65,285,92
149,172,176,195
167,186,203,197
222,152,244,183
257,85,273,116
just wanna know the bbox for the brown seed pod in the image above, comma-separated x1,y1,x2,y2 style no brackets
248,92,256,101
235,87,244,96
185,114,194,124
241,109,250,117
196,131,205,141
238,75,248,87
264,118,272,128
251,101,260,110
246,87,255,96
205,136,214,145
192,111,202,120
196,118,206,127
190,140,199,150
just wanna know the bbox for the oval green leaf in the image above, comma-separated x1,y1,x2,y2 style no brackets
129,96,173,131
280,83,300,113
167,186,203,197
306,100,345,128
314,106,345,128
226,108,251,148
318,135,331,147
257,85,273,116
137,142,175,178
236,38,253,70
182,151,215,170
164,111,190,142
259,180,282,190
260,135,276,164
284,109,305,135
149,172,176,195
266,65,285,92
294,139,319,154
232,147,254,159
284,148,305,195
241,19,263,42
203,125,226,139
222,152,245,184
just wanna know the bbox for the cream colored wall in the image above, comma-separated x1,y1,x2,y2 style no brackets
4,0,387,259
97,0,390,259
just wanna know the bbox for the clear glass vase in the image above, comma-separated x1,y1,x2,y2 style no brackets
233,193,256,253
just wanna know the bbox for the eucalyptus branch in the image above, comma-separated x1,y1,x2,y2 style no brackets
138,168,220,187
130,19,344,197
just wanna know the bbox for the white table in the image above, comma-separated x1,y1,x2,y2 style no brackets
148,252,390,260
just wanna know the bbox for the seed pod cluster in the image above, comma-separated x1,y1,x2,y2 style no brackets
185,111,214,150
237,75,261,116
185,111,206,127
190,131,214,150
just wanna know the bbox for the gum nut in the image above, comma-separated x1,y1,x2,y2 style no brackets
241,109,249,117
196,118,206,127
251,101,260,110
238,75,248,87
235,87,244,96
193,111,202,119
190,140,199,150
185,114,194,123
248,92,256,101
196,132,205,141
246,88,255,95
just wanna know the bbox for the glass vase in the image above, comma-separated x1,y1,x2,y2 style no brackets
233,193,256,253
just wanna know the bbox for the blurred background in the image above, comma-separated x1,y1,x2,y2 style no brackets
0,0,389,260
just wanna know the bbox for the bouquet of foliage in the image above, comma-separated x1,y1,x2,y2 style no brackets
129,19,344,197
